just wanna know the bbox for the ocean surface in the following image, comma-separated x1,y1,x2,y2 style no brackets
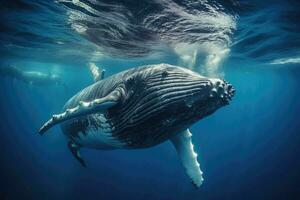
0,0,300,199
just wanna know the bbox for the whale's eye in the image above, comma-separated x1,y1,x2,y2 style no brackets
126,77,135,86
162,71,168,78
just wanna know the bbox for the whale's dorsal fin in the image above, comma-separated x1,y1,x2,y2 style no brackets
39,88,123,135
170,129,204,188
88,62,105,82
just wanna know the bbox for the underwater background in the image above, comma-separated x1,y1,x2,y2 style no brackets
0,0,300,199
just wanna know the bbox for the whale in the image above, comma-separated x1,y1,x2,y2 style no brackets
0,65,65,87
39,63,235,187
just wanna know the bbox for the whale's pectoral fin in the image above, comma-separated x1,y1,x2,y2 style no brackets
170,129,204,188
68,141,86,167
88,62,105,82
39,88,123,135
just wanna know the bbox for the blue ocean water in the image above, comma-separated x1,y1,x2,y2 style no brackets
0,0,300,199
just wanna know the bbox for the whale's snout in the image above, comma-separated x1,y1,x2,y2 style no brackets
210,79,235,105
226,82,236,101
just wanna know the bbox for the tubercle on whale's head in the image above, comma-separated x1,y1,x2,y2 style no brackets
208,78,235,106
178,73,235,117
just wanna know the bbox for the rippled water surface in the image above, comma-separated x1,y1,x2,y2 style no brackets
0,0,300,200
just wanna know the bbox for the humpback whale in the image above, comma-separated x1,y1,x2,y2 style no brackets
0,66,65,87
39,64,235,187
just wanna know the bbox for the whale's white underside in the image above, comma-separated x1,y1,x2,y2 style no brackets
74,118,204,187
73,114,125,149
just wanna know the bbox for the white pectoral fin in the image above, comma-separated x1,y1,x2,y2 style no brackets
39,88,122,135
170,129,204,188
88,62,105,82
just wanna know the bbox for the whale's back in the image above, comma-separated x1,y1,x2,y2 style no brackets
63,65,161,109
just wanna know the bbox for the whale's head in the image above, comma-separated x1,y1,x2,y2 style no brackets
123,65,235,131
107,64,236,146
